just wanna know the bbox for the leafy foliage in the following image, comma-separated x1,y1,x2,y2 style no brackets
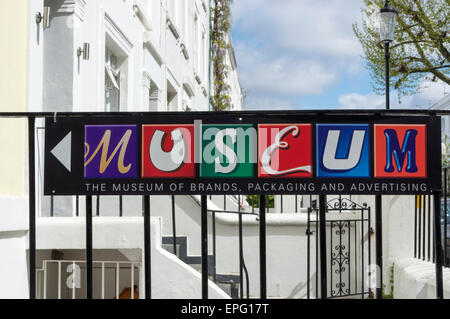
353,0,450,100
443,135,449,197
211,0,233,111
382,263,395,299
246,195,275,209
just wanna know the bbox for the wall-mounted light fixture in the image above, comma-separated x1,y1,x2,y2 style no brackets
36,6,51,29
77,43,90,60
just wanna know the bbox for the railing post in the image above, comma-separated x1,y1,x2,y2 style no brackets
238,195,244,299
119,195,123,217
259,195,267,299
434,192,444,299
28,117,36,299
143,195,151,299
306,207,311,299
212,211,217,283
319,195,327,299
375,195,383,299
201,195,208,299
445,168,448,267
172,195,177,255
96,196,100,217
85,195,93,299
423,195,427,261
414,196,418,258
428,195,431,261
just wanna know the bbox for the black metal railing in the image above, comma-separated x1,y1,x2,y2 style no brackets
208,194,261,299
307,196,372,299
5,111,448,299
414,166,450,267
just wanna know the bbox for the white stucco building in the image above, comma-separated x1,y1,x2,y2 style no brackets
430,94,450,139
0,0,245,299
0,0,448,301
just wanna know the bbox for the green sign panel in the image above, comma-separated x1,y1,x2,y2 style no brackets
200,124,256,178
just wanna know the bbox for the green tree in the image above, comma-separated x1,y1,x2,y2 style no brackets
211,0,233,111
246,195,275,209
353,0,450,99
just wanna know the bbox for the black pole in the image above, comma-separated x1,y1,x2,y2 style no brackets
319,195,327,299
28,117,36,299
375,195,383,299
238,195,245,298
85,195,93,299
414,196,418,258
385,41,390,110
143,195,151,299
428,195,431,261
172,195,177,255
119,195,123,217
201,195,208,299
259,195,267,299
212,211,217,282
96,195,100,217
445,168,448,267
239,213,244,298
434,193,444,299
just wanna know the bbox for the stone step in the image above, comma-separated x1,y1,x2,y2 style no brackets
161,243,181,256
161,236,241,299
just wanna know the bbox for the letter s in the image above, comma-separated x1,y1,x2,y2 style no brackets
215,129,238,174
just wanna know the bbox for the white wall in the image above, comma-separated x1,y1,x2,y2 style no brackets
152,195,370,298
34,216,229,299
0,231,29,299
394,258,450,299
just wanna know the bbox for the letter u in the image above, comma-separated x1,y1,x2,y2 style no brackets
322,130,366,170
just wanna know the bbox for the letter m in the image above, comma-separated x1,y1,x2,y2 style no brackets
85,130,132,174
384,129,418,173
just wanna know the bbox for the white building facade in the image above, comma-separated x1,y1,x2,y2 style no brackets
0,0,245,299
32,0,242,114
2,0,448,301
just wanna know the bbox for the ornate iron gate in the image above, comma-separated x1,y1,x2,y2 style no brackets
307,196,373,299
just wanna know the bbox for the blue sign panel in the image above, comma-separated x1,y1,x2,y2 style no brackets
316,124,370,178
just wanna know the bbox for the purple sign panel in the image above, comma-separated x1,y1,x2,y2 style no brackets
84,125,137,178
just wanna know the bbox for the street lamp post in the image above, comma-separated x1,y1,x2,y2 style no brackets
376,0,398,300
379,0,398,110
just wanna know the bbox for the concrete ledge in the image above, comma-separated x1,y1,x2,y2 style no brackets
36,216,230,299
0,196,28,232
394,258,450,299
190,195,315,226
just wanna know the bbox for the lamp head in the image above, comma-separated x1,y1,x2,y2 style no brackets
379,0,398,42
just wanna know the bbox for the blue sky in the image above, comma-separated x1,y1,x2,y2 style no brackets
231,0,449,110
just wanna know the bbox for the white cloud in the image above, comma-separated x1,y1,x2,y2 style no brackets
232,0,364,60
235,40,337,97
232,0,367,110
243,94,301,110
338,92,385,109
338,80,449,110
232,0,449,111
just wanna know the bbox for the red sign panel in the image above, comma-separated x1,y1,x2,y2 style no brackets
258,124,313,178
374,124,427,178
141,125,195,178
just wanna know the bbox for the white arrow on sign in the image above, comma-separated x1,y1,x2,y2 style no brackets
51,132,72,172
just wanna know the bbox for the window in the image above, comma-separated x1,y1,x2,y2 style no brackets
103,31,129,112
194,13,199,73
167,80,178,111
168,0,179,27
149,81,160,111
200,29,206,81
105,48,120,112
